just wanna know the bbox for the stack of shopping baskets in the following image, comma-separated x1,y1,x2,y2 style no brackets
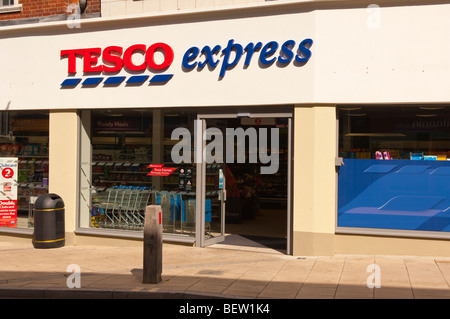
155,192,211,234
91,186,152,230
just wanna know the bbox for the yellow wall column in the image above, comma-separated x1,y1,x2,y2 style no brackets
49,110,79,245
292,105,337,256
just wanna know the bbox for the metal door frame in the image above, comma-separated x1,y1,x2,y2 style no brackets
195,112,293,254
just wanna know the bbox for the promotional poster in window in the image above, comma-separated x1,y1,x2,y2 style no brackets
0,157,18,227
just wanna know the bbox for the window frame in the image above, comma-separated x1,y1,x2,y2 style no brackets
0,110,50,233
0,0,22,14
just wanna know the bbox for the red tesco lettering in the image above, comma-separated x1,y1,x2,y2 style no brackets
60,43,174,74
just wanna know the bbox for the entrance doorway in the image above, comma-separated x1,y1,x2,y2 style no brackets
196,112,292,253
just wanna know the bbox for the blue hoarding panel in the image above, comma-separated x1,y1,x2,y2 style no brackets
338,159,450,232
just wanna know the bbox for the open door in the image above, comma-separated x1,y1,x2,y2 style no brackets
196,112,293,254
195,116,231,247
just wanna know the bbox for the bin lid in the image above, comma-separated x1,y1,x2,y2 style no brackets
34,193,64,210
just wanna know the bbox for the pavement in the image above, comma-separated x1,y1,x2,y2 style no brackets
2,234,450,301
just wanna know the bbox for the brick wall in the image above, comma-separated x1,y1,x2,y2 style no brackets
0,0,101,22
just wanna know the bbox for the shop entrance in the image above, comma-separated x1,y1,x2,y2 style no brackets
197,112,292,253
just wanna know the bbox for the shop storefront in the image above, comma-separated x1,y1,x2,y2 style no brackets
1,1,450,256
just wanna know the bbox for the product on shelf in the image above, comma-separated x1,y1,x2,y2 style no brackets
410,152,424,160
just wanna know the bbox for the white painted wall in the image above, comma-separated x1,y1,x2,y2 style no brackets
101,0,266,17
314,3,450,104
0,1,449,111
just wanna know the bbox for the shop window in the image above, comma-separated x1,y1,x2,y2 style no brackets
337,106,450,233
80,109,197,237
0,0,22,13
1,0,16,6
0,111,49,229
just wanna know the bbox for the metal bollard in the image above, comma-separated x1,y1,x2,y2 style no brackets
143,205,162,284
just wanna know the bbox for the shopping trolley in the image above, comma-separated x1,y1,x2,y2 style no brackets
91,186,152,230
92,188,121,228
119,186,152,230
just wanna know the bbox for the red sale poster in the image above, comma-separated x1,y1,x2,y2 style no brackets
0,158,18,228
0,200,18,227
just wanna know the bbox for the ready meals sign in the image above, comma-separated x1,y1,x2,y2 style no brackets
60,38,313,87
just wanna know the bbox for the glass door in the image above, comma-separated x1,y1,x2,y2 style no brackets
195,115,233,247
196,112,293,254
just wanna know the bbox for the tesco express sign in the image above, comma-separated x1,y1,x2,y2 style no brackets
60,38,313,86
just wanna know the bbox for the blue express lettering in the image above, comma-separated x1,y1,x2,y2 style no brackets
182,38,313,78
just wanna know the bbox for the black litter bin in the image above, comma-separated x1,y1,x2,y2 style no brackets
32,193,65,249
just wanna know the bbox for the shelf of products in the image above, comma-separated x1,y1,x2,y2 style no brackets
0,143,49,212
0,112,50,229
339,148,450,161
92,137,152,188
339,106,450,161
91,131,197,189
91,161,150,187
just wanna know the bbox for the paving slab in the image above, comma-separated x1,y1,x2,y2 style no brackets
1,236,450,302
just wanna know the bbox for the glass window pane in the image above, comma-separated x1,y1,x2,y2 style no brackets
337,106,450,233
0,111,49,229
83,108,197,238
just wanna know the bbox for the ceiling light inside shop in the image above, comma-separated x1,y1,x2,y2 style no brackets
419,106,445,110
348,113,367,116
100,110,124,117
345,133,406,137
416,114,438,117
340,107,362,111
